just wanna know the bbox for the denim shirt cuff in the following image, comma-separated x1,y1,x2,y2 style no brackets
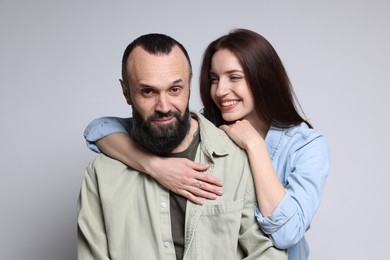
83,118,129,153
255,193,297,234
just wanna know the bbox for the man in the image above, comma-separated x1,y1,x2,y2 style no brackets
77,33,287,259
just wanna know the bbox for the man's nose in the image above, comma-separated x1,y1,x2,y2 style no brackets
155,94,170,113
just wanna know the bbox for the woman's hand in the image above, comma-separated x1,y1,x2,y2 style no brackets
149,157,223,205
219,119,262,151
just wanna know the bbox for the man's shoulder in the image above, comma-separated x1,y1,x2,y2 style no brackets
193,111,245,153
84,154,150,194
90,153,125,168
86,154,133,180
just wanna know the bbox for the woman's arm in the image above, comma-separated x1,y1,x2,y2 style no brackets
220,120,285,216
84,117,224,204
220,120,329,248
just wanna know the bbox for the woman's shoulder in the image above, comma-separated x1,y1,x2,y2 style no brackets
268,123,329,165
268,122,327,151
283,122,324,140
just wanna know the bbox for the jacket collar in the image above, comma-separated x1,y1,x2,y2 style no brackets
191,111,229,158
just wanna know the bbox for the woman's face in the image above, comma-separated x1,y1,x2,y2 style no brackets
210,49,258,124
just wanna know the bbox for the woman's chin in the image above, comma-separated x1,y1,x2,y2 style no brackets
221,114,241,123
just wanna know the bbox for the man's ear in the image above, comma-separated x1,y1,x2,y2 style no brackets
120,79,132,105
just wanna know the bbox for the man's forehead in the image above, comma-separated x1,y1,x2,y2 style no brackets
128,46,190,86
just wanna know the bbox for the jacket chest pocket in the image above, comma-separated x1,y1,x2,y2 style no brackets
195,200,244,259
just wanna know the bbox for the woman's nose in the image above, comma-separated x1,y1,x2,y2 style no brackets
215,79,229,97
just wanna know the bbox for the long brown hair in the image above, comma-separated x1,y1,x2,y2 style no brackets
200,28,312,128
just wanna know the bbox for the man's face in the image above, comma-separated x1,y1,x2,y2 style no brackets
121,46,192,154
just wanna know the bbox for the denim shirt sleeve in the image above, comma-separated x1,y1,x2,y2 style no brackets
83,117,133,153
255,131,329,249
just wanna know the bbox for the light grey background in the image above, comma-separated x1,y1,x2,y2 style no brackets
1,0,389,259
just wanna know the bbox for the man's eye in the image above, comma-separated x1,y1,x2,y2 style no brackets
169,86,182,95
171,87,181,92
141,89,155,96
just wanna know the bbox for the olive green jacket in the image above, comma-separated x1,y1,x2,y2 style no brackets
77,112,287,260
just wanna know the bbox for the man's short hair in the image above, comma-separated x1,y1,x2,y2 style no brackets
121,33,193,89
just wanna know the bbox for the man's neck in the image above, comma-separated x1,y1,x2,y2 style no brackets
171,117,199,153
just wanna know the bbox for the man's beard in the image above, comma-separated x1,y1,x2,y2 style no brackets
131,107,191,155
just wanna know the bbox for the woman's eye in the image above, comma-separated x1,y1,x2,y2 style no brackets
230,75,243,81
210,77,218,84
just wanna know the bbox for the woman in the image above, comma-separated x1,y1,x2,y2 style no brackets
84,28,329,259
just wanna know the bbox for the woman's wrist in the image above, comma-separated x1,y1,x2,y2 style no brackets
143,155,163,179
245,135,264,152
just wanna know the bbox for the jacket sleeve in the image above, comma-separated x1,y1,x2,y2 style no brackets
239,169,287,259
255,135,330,249
77,163,110,260
83,117,133,153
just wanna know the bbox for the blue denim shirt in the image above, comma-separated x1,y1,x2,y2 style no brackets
84,117,329,260
258,123,329,260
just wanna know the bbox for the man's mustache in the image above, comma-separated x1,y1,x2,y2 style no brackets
148,111,180,121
